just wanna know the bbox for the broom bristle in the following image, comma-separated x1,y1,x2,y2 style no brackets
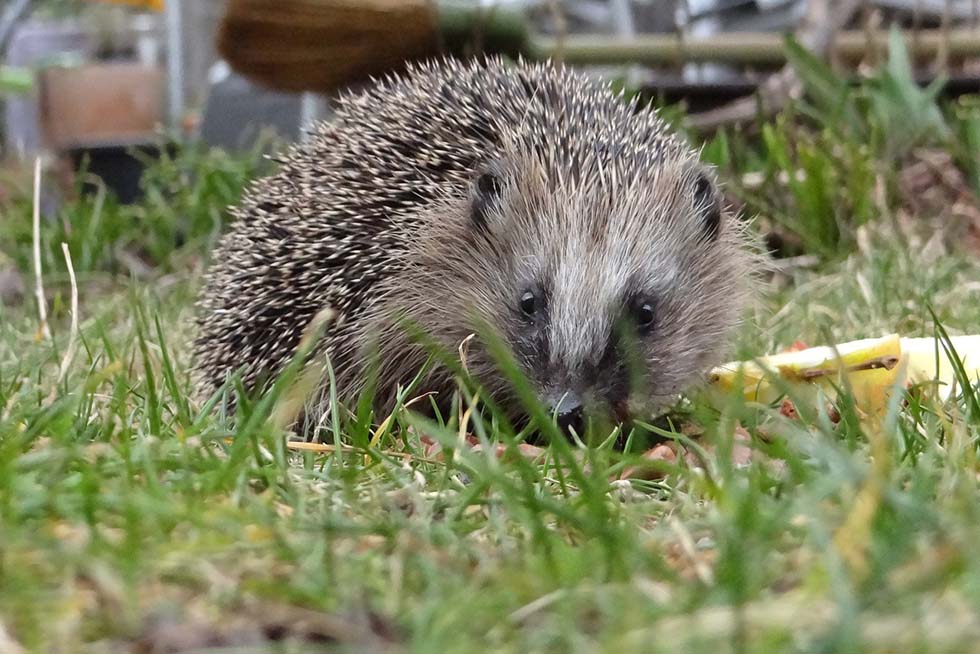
217,0,439,94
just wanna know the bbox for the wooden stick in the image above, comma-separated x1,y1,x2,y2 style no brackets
57,243,79,385
536,26,980,66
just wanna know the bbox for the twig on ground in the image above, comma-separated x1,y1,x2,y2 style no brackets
57,243,79,385
32,157,50,341
286,440,425,461
508,589,568,624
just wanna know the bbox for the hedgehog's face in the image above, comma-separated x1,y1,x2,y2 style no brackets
461,152,748,434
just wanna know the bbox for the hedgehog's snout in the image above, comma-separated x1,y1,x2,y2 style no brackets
534,324,634,435
540,385,636,437
546,390,585,436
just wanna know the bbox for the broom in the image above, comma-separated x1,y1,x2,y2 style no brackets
217,0,980,95
216,0,529,94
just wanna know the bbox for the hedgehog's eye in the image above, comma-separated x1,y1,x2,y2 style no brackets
693,172,721,242
519,290,538,317
634,300,656,333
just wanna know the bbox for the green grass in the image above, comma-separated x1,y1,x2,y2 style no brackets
2,53,980,651
2,230,978,653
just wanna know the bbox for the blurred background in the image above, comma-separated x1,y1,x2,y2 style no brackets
2,1,979,199
2,0,980,284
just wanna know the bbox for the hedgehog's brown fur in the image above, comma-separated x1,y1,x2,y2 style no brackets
193,57,755,432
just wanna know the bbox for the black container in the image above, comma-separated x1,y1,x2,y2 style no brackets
67,138,177,204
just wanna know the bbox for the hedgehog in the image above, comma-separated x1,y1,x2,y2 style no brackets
193,57,754,436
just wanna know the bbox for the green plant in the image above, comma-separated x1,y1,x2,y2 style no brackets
1,226,980,651
700,28,966,258
0,135,276,276
951,96,980,196
784,28,950,159
128,134,278,266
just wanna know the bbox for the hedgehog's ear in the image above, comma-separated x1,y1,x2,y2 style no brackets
692,170,722,242
471,167,504,233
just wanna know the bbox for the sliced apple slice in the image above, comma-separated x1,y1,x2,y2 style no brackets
901,336,980,401
708,333,980,416
707,334,903,413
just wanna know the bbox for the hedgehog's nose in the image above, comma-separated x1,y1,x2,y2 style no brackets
552,392,584,436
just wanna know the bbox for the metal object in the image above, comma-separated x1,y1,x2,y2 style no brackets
3,21,93,156
610,0,644,86
164,0,184,127
298,92,327,142
199,63,305,150
0,0,33,56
